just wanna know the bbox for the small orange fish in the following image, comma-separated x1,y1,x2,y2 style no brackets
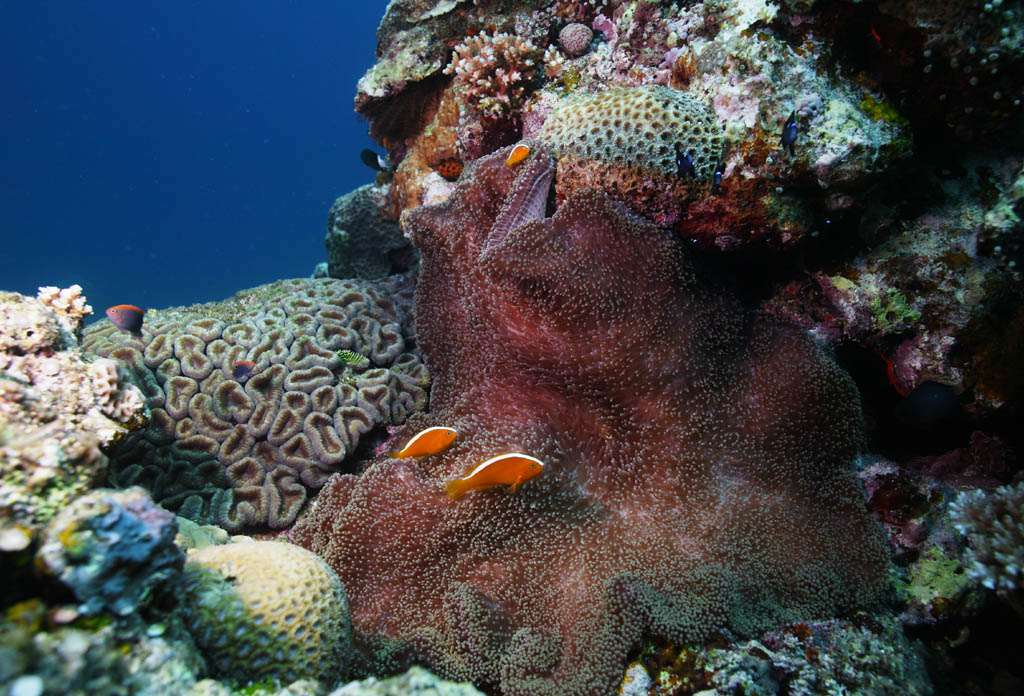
444,452,545,499
392,426,457,459
504,143,530,167
105,304,145,334
232,360,256,381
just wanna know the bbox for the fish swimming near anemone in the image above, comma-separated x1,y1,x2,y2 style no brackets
444,452,545,499
780,111,799,154
504,143,531,167
392,426,457,459
232,360,256,381
105,304,144,335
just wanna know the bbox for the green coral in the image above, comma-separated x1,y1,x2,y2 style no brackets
906,546,973,607
859,96,910,127
870,288,921,332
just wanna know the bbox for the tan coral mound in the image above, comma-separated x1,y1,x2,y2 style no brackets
180,540,351,685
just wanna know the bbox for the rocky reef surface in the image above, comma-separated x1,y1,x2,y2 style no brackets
2,1,1023,694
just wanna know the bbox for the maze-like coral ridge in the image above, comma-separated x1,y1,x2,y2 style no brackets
82,278,429,531
538,85,722,180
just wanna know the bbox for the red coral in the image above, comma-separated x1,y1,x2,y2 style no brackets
295,143,889,695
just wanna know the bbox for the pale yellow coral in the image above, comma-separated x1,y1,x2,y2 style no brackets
180,540,351,685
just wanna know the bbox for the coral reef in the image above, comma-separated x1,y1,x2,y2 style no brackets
951,480,1024,601
535,84,723,225
35,284,92,339
325,185,416,280
1,288,146,544
295,144,888,695
444,32,543,121
329,666,484,696
181,540,351,685
557,23,592,57
36,487,183,616
636,616,932,695
81,278,429,532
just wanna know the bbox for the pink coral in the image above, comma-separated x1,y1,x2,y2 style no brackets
558,22,593,56
296,144,888,695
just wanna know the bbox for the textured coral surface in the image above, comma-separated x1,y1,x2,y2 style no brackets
1,289,145,541
297,145,889,696
181,540,350,684
82,278,429,531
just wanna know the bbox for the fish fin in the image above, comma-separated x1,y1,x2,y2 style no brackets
444,479,467,500
507,476,524,494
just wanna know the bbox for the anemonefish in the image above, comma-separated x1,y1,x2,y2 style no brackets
444,452,545,500
105,304,144,335
232,360,256,381
392,426,457,459
780,111,799,154
504,143,531,167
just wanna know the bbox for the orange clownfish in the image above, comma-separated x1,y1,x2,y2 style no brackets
504,143,530,167
444,452,545,499
392,426,457,459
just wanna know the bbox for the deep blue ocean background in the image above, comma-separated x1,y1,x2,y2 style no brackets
1,2,387,321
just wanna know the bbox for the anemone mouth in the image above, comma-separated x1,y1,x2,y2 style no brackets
483,147,555,254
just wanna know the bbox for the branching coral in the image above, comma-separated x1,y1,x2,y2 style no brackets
296,144,889,696
951,481,1024,600
444,32,543,119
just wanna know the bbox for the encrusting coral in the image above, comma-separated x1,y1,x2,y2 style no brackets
35,486,183,616
295,143,889,696
325,185,416,280
82,277,429,532
180,539,351,685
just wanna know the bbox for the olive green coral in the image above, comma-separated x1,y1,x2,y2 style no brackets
179,540,351,686
538,85,723,180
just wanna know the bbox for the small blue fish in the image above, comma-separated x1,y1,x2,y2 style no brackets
712,163,724,190
780,111,799,154
360,148,390,172
675,146,695,179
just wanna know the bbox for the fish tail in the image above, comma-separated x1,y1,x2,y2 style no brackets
444,479,468,500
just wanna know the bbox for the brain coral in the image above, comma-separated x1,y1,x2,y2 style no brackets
295,143,889,695
81,278,429,532
536,85,723,225
180,540,350,684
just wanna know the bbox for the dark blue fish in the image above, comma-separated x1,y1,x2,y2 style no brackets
780,111,798,154
712,163,724,190
105,304,144,335
232,360,256,381
675,146,695,179
360,148,389,172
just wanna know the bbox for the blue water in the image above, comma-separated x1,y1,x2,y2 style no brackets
1,1,387,321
